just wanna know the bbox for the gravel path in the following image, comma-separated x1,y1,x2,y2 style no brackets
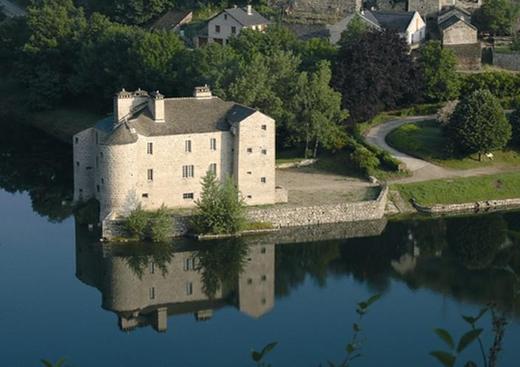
0,0,26,17
364,115,512,183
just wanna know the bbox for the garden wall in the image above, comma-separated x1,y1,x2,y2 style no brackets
413,197,520,215
493,51,520,71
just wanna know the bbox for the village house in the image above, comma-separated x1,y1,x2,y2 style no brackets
197,5,270,46
73,86,283,220
438,7,477,45
408,0,481,20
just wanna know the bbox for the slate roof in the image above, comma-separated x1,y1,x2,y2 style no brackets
151,10,192,30
221,7,270,26
362,10,416,33
437,7,471,25
438,13,477,32
98,97,258,145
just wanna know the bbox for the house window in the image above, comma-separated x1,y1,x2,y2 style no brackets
96,185,100,193
95,133,98,144
96,156,99,168
215,24,220,33
142,193,149,198
100,152,104,158
247,148,253,153
261,177,266,183
224,14,227,20
231,26,236,34
183,192,194,199
247,195,252,199
261,124,267,130
261,275,267,281
147,169,154,181
209,163,217,175
184,258,195,271
75,137,79,144
247,278,253,285
147,142,153,155
185,140,192,152
261,247,266,254
262,149,267,155
182,165,194,178
186,282,193,295
76,161,80,167
210,138,217,150
101,178,105,185
247,171,252,175
150,262,155,274
149,287,155,300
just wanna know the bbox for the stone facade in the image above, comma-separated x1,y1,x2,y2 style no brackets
440,18,477,45
74,87,278,220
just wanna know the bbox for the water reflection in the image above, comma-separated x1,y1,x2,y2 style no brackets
75,213,520,334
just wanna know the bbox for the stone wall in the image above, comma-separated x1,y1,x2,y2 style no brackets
441,22,478,45
493,51,520,71
102,186,388,240
246,185,387,228
413,197,520,214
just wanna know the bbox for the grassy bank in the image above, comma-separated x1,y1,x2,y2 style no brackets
386,120,520,170
395,172,520,206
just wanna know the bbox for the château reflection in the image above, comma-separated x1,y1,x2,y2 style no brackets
75,214,520,334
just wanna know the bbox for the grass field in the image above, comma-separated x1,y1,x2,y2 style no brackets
386,120,520,169
395,172,520,206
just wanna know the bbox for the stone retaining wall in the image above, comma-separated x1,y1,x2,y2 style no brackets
102,186,388,240
413,197,520,214
492,51,520,71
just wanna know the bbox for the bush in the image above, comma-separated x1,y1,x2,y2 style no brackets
149,205,171,243
350,146,380,174
460,72,520,99
377,150,401,171
126,206,149,239
510,107,520,146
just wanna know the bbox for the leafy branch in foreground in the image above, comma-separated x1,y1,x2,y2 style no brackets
41,358,66,367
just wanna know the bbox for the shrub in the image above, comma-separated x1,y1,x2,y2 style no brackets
126,206,149,239
510,107,520,146
149,205,171,243
460,72,520,99
378,150,401,171
350,146,380,174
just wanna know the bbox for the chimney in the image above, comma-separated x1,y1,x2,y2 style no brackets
149,91,165,123
193,85,213,99
114,88,149,126
247,5,252,15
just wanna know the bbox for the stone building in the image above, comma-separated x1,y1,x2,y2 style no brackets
438,7,477,45
408,0,481,20
73,86,280,220
198,5,270,46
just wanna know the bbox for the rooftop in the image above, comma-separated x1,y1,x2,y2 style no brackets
220,6,270,27
151,10,192,30
362,10,417,33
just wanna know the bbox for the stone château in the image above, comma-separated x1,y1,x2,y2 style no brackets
73,86,282,220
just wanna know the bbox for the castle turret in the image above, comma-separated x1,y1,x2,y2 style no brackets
114,88,149,125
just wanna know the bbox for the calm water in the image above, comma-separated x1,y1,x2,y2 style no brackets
1,124,520,367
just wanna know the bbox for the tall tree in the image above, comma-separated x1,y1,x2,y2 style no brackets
338,14,369,48
473,0,520,35
419,41,460,102
510,101,520,146
332,30,423,123
82,0,176,25
447,89,512,160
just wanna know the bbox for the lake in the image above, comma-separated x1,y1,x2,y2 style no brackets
1,124,519,367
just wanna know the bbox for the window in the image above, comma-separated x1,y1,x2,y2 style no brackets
261,177,266,183
247,195,252,199
142,193,149,198
186,282,193,296
149,287,156,300
215,24,220,33
210,138,217,151
150,262,155,274
147,169,154,181
100,152,104,158
96,156,99,168
224,14,227,20
231,26,236,34
209,163,217,175
96,185,100,193
261,247,266,254
261,275,267,281
262,149,267,155
261,298,266,305
75,137,79,144
184,258,195,271
261,124,267,130
95,133,98,144
185,140,192,152
247,171,252,175
247,148,253,153
76,161,80,167
101,178,105,185
247,278,253,285
183,192,194,199
147,142,153,155
182,165,194,178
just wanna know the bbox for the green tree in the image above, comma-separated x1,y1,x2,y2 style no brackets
126,205,149,239
510,103,520,146
447,89,512,160
84,0,175,25
473,0,520,35
419,41,460,102
150,205,171,243
338,14,369,48
191,172,247,235
289,61,348,157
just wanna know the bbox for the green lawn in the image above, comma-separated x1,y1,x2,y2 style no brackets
395,172,520,206
386,120,520,169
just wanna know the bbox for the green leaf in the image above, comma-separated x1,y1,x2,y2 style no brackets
40,361,53,367
457,329,483,353
434,328,455,349
462,308,488,325
251,351,262,362
357,301,368,310
430,351,456,367
366,294,381,306
251,342,278,362
346,343,355,354
353,323,361,332
261,342,278,356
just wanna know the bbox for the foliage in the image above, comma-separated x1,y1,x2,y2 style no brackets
460,71,520,99
83,0,176,25
446,89,511,159
41,358,67,367
333,30,423,122
122,242,175,278
338,14,369,48
191,172,246,235
395,171,520,206
419,41,460,102
126,205,149,240
73,198,100,225
473,0,520,35
510,104,520,146
251,342,278,367
349,145,380,175
149,204,171,242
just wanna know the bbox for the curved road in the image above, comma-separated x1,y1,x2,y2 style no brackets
364,115,509,183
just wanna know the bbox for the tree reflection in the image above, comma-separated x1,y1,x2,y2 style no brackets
0,122,73,222
115,242,175,279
